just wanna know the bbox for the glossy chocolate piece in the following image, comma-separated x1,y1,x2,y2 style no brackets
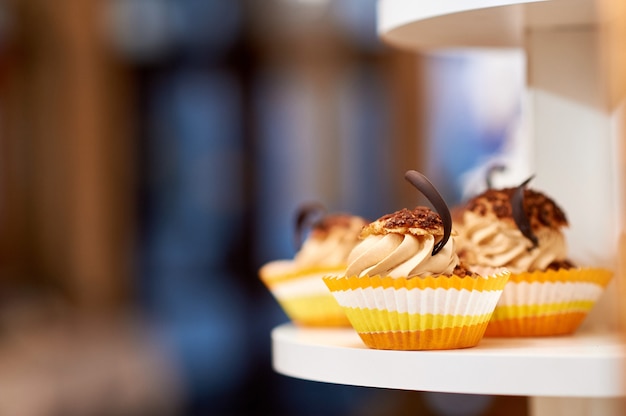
486,164,506,189
294,202,326,251
404,170,451,256
511,176,539,249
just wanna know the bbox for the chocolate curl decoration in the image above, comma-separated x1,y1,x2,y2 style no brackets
404,170,452,256
511,175,539,249
486,164,506,189
294,202,326,251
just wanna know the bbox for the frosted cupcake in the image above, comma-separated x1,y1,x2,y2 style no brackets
323,171,509,350
259,204,367,327
455,177,613,336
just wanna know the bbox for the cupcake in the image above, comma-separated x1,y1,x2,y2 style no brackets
455,177,613,337
323,171,509,350
259,204,367,327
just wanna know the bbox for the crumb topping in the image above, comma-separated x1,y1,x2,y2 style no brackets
465,188,568,230
360,207,445,238
450,263,478,277
310,214,365,238
546,259,576,270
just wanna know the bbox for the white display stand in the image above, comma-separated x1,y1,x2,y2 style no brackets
273,323,624,398
382,2,626,415
377,0,608,51
270,1,625,415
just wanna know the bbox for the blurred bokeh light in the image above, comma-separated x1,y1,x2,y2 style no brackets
0,1,527,415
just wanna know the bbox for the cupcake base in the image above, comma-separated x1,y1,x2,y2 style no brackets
484,268,613,337
259,260,351,327
324,272,509,350
485,312,587,337
276,294,351,327
358,323,489,350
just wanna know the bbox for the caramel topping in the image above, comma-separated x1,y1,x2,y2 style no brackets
310,214,365,238
452,263,479,277
360,207,446,238
546,259,576,270
465,188,568,231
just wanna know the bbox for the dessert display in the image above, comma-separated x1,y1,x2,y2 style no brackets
323,170,510,350
259,204,368,327
455,177,613,336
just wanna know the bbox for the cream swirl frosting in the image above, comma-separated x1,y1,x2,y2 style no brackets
346,233,458,278
345,207,460,278
456,187,569,273
457,211,567,273
294,215,367,268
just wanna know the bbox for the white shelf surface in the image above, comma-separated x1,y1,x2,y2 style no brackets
377,0,608,50
272,323,625,398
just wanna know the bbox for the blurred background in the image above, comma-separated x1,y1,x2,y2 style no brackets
0,0,528,415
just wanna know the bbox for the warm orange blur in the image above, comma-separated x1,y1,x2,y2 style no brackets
0,1,425,415
3,0,621,415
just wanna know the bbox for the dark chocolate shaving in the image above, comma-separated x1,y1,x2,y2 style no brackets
294,202,326,251
511,175,539,249
404,170,452,256
486,164,506,189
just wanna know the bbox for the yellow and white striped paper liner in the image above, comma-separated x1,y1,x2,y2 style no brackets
259,260,351,327
323,272,510,350
484,268,613,337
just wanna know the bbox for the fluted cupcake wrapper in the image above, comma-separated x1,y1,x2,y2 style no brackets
484,268,613,337
259,260,351,327
323,272,510,350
